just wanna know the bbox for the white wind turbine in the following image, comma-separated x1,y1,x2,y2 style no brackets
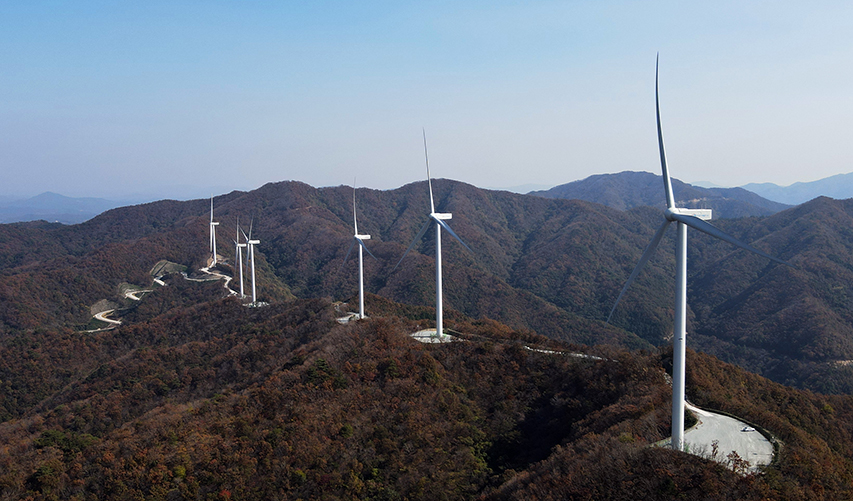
340,183,376,319
209,196,219,266
242,220,260,305
233,217,246,298
607,55,789,452
394,130,472,338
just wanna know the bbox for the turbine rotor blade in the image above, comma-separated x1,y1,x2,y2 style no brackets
656,54,677,210
607,219,671,323
338,239,356,273
352,182,359,234
357,238,377,260
667,212,791,267
392,219,432,272
433,217,473,253
423,128,435,214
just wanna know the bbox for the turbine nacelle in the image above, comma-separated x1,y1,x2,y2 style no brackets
665,208,712,222
355,234,371,240
431,212,452,221
248,239,260,245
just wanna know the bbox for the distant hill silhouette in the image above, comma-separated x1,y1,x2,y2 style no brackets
0,192,124,224
744,172,853,205
531,171,790,218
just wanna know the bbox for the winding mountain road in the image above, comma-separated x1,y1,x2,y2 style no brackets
92,309,121,326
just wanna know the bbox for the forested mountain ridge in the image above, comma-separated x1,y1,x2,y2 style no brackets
5,179,853,498
2,180,853,393
532,171,791,218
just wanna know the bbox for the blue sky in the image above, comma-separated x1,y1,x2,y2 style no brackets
2,1,852,199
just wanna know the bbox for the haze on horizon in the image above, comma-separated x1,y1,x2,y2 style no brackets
2,1,852,200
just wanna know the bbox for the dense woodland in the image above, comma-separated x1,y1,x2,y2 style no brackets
4,176,853,498
2,296,853,499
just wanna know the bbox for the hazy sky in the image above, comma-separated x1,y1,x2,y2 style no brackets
2,1,852,199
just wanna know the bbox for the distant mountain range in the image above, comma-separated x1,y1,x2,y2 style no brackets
743,172,853,205
531,171,791,218
0,192,124,224
8,170,853,226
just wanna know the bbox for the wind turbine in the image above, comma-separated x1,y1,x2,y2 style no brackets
233,217,246,298
607,54,789,452
242,219,260,305
394,130,472,338
209,196,219,266
341,183,376,319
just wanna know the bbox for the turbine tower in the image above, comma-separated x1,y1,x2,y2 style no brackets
233,217,246,298
607,54,789,452
243,220,260,305
209,196,219,266
394,130,472,338
341,183,376,319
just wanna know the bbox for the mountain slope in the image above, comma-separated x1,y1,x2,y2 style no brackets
3,298,853,499
532,171,790,218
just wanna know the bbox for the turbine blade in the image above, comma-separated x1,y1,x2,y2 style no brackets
338,239,356,273
434,217,472,253
656,54,677,210
392,219,431,272
423,128,435,214
357,238,377,260
668,212,791,266
352,181,359,234
248,217,254,240
607,220,671,323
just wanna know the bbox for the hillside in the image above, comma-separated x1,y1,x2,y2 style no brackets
532,171,790,218
3,180,853,395
3,297,853,499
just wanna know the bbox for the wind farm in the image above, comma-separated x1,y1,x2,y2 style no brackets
5,141,853,498
4,0,853,492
